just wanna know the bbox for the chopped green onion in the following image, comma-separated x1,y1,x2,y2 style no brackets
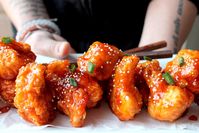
163,72,175,85
124,53,129,56
88,61,95,73
1,37,13,44
69,78,77,87
143,56,152,61
178,56,184,67
69,64,76,72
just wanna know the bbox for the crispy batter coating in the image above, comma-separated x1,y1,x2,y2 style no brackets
45,60,103,127
135,62,151,107
77,41,123,80
0,40,36,80
108,55,142,120
0,79,15,105
14,63,55,126
143,60,193,121
164,49,199,94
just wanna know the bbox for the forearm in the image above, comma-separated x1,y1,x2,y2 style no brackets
0,0,49,30
139,0,197,52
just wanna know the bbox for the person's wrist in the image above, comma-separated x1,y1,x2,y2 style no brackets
16,18,61,42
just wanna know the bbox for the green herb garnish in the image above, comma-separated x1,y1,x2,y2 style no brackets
88,61,95,73
1,37,13,44
69,78,77,87
178,56,184,67
124,53,130,56
69,64,76,72
143,56,152,61
163,72,175,85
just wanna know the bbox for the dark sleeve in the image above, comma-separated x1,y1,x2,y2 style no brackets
189,0,199,14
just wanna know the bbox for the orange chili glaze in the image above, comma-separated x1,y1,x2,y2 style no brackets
165,49,199,93
189,115,198,121
0,105,10,114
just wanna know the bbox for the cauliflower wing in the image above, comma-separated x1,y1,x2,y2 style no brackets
143,60,193,121
77,41,123,80
108,55,142,120
14,63,56,126
0,79,15,105
0,39,36,80
45,60,103,127
164,49,199,94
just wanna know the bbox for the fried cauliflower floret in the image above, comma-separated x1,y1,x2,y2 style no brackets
135,62,151,107
77,41,123,80
45,60,103,127
14,63,55,126
108,55,142,120
143,60,193,121
0,79,15,105
164,49,199,94
0,39,36,80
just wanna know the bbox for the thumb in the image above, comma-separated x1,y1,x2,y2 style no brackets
28,38,73,59
38,40,74,59
52,41,73,58
25,31,75,58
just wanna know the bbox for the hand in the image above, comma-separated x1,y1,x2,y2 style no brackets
25,30,75,58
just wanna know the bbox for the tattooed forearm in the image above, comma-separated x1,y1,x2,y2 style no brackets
177,0,183,15
8,0,48,19
172,0,184,53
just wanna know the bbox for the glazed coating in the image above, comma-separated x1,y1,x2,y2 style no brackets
45,60,103,127
0,40,36,80
143,60,193,121
77,41,123,80
109,55,142,120
135,62,151,107
0,79,15,105
164,49,199,94
14,63,55,126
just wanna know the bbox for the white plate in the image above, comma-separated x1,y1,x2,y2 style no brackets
1,54,199,133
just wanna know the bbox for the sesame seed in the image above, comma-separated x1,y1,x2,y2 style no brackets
125,96,129,100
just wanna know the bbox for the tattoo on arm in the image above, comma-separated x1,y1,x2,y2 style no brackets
172,0,184,53
8,0,48,20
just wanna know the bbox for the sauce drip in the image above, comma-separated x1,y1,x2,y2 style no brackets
188,115,198,121
0,105,11,114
